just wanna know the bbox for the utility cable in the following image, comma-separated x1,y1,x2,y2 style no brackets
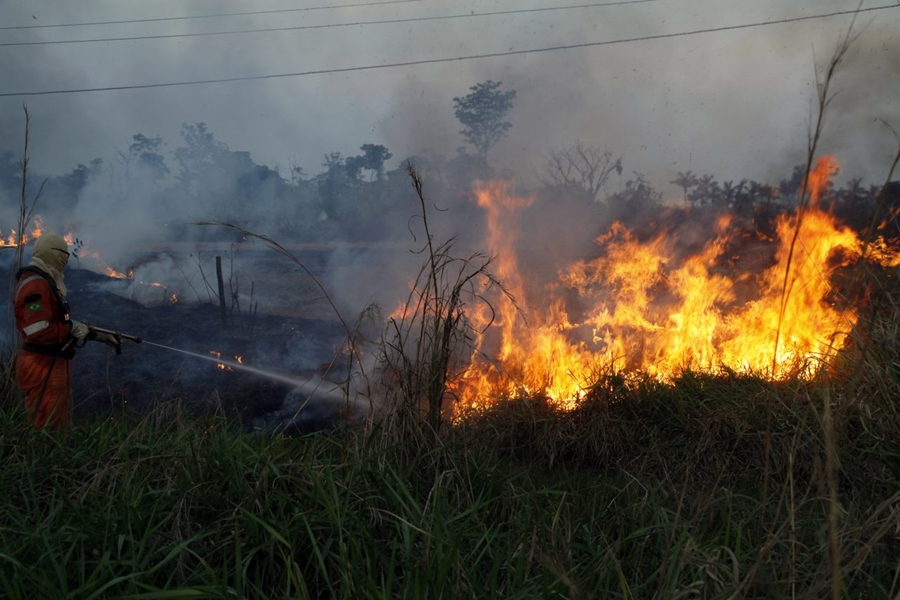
0,0,662,48
0,0,425,31
0,4,895,98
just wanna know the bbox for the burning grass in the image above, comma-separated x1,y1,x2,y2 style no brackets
447,158,900,415
2,42,900,594
7,162,900,598
2,250,900,596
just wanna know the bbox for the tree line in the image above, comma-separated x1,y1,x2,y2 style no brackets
1,78,896,247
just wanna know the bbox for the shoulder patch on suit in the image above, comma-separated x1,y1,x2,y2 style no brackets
27,302,43,312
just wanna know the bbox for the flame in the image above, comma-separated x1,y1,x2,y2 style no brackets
0,216,44,247
106,266,131,279
31,216,44,240
806,155,839,206
210,350,232,371
449,156,899,410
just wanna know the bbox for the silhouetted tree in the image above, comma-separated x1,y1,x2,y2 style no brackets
128,134,169,182
671,171,698,205
174,122,228,194
719,180,738,208
344,154,366,182
758,184,779,206
358,143,392,181
542,142,622,201
607,172,661,224
840,177,866,202
39,159,103,215
688,174,719,207
453,80,517,158
729,179,752,214
316,152,355,218
779,164,806,206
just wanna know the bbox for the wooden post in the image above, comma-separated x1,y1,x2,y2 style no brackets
216,255,227,327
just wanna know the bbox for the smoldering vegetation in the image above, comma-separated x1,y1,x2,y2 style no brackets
2,114,900,429
2,46,900,594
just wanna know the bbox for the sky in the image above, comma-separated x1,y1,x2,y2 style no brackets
0,0,898,197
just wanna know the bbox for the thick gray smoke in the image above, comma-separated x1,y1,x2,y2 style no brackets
0,0,898,325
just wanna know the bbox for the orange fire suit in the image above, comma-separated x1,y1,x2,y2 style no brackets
13,267,75,430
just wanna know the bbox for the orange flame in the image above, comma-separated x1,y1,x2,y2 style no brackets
0,216,44,247
449,156,898,410
210,350,232,371
806,155,839,207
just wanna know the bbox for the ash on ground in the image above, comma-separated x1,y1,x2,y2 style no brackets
1,264,363,434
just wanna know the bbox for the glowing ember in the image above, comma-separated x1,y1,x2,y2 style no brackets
450,156,900,410
210,350,232,371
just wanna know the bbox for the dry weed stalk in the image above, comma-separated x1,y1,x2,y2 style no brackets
2,106,47,409
378,164,511,449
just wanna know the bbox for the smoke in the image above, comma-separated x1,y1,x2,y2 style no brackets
0,1,897,366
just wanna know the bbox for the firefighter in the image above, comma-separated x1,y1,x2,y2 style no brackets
13,231,117,430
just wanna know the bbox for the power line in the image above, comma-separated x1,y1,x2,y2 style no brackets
0,0,662,48
1,4,895,99
0,0,425,31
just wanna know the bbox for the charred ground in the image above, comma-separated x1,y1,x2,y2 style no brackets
1,263,347,427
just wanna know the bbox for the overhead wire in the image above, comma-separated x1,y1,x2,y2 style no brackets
0,0,662,48
0,3,896,98
0,0,426,30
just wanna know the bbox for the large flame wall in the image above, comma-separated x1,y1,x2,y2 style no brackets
452,157,896,409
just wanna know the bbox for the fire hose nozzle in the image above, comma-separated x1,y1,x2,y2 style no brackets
89,326,142,355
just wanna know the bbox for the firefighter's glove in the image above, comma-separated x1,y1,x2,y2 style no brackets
69,320,90,341
92,331,120,350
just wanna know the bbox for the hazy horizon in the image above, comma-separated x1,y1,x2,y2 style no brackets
0,0,897,198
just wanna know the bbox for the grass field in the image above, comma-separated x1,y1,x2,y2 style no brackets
1,357,899,598
2,72,899,596
3,216,900,598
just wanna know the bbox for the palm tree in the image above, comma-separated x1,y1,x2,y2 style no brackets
690,174,720,207
671,170,698,205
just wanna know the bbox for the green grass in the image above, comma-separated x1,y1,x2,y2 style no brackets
1,359,899,599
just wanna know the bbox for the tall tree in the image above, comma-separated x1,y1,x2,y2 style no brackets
316,152,353,218
129,134,169,182
453,80,517,158
358,143,392,181
174,122,227,193
688,174,719,207
671,170,698,205
779,164,806,206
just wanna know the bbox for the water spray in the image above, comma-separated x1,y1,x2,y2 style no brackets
140,340,311,387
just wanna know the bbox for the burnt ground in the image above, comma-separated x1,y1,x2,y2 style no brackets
2,264,348,427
